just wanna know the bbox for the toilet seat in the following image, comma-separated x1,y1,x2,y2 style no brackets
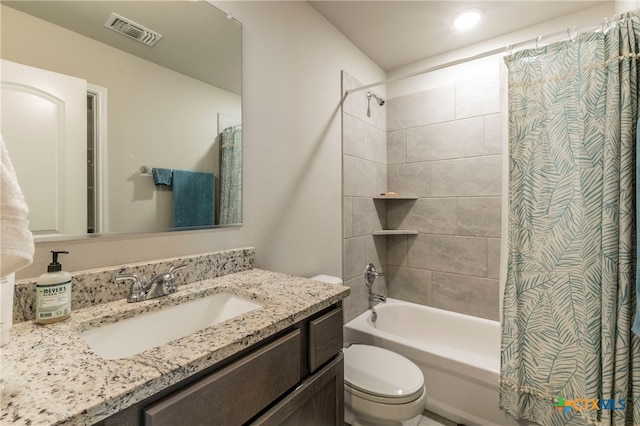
343,344,424,403
345,382,424,405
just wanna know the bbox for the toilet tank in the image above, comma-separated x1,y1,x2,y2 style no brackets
310,275,343,285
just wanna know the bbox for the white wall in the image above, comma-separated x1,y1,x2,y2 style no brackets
10,1,384,280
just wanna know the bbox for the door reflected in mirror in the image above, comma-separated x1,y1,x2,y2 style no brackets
0,1,242,240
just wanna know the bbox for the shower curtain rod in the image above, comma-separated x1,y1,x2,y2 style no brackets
345,18,612,95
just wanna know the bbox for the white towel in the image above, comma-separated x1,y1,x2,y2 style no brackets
0,135,34,277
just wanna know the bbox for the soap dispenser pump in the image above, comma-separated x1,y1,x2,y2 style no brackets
35,251,71,324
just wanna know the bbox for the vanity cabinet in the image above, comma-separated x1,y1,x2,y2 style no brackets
94,303,344,426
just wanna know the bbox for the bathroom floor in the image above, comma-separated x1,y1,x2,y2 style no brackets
403,410,458,426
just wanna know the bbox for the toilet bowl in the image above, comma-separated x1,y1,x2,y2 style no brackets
310,275,427,426
343,344,427,426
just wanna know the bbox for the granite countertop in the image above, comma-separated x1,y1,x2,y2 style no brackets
0,269,349,426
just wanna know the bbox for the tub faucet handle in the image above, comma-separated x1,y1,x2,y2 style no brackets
364,263,382,287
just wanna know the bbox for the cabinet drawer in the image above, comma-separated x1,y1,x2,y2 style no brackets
309,306,343,372
144,330,301,426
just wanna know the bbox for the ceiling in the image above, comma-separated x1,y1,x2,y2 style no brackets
2,1,242,94
309,1,611,71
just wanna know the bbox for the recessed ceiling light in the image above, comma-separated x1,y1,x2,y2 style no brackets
452,8,483,31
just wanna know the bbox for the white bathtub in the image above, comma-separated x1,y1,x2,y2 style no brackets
344,298,531,426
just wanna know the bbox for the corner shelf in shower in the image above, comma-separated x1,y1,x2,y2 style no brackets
372,195,418,236
372,196,418,200
372,230,418,236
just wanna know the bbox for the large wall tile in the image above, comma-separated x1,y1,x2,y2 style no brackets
432,272,499,320
388,198,457,234
344,156,387,197
484,113,502,155
343,275,370,323
387,235,409,266
431,155,502,197
372,161,387,195
388,130,406,164
352,197,385,236
388,162,430,197
366,124,387,163
343,113,366,158
343,197,353,238
487,238,501,279
344,155,369,197
388,85,455,131
455,74,500,119
386,266,432,305
341,71,358,117
406,117,485,162
344,236,366,281
351,89,368,123
366,234,387,272
457,197,501,237
408,234,487,276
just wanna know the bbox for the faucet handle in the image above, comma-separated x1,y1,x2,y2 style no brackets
169,263,187,275
364,263,382,287
116,273,146,302
162,263,187,293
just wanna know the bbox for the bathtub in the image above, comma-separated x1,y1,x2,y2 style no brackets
344,298,531,426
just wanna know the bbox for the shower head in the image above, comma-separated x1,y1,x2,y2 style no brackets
367,91,385,106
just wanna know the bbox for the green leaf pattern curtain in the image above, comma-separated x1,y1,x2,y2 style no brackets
501,12,640,426
219,126,242,225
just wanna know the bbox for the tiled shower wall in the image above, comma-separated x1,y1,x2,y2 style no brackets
342,71,388,322
385,72,502,320
341,70,502,322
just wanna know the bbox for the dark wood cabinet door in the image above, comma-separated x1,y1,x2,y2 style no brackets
253,354,344,426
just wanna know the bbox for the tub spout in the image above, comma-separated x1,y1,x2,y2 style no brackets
369,293,386,303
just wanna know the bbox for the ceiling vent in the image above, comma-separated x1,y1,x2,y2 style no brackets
104,13,163,47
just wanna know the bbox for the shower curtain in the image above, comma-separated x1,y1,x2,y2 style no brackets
219,125,242,225
500,11,640,426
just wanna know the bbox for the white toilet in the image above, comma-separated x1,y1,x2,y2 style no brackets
343,344,427,425
311,275,427,426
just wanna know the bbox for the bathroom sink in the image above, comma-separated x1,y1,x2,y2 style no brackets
80,293,262,360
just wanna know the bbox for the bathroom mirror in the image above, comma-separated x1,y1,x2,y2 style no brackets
0,1,242,240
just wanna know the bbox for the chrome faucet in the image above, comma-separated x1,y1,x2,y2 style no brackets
364,263,382,286
116,264,187,303
369,293,387,303
364,263,386,304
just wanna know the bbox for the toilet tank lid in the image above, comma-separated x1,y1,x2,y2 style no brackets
310,275,343,285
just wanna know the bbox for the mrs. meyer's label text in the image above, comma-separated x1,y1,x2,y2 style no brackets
36,281,71,319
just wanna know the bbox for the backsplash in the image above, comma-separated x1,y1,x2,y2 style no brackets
13,247,255,323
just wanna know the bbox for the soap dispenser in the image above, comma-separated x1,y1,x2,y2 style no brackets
35,251,71,324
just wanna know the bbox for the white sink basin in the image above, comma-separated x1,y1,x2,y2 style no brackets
80,293,262,360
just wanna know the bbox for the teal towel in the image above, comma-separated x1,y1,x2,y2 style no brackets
172,170,215,228
152,168,172,186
